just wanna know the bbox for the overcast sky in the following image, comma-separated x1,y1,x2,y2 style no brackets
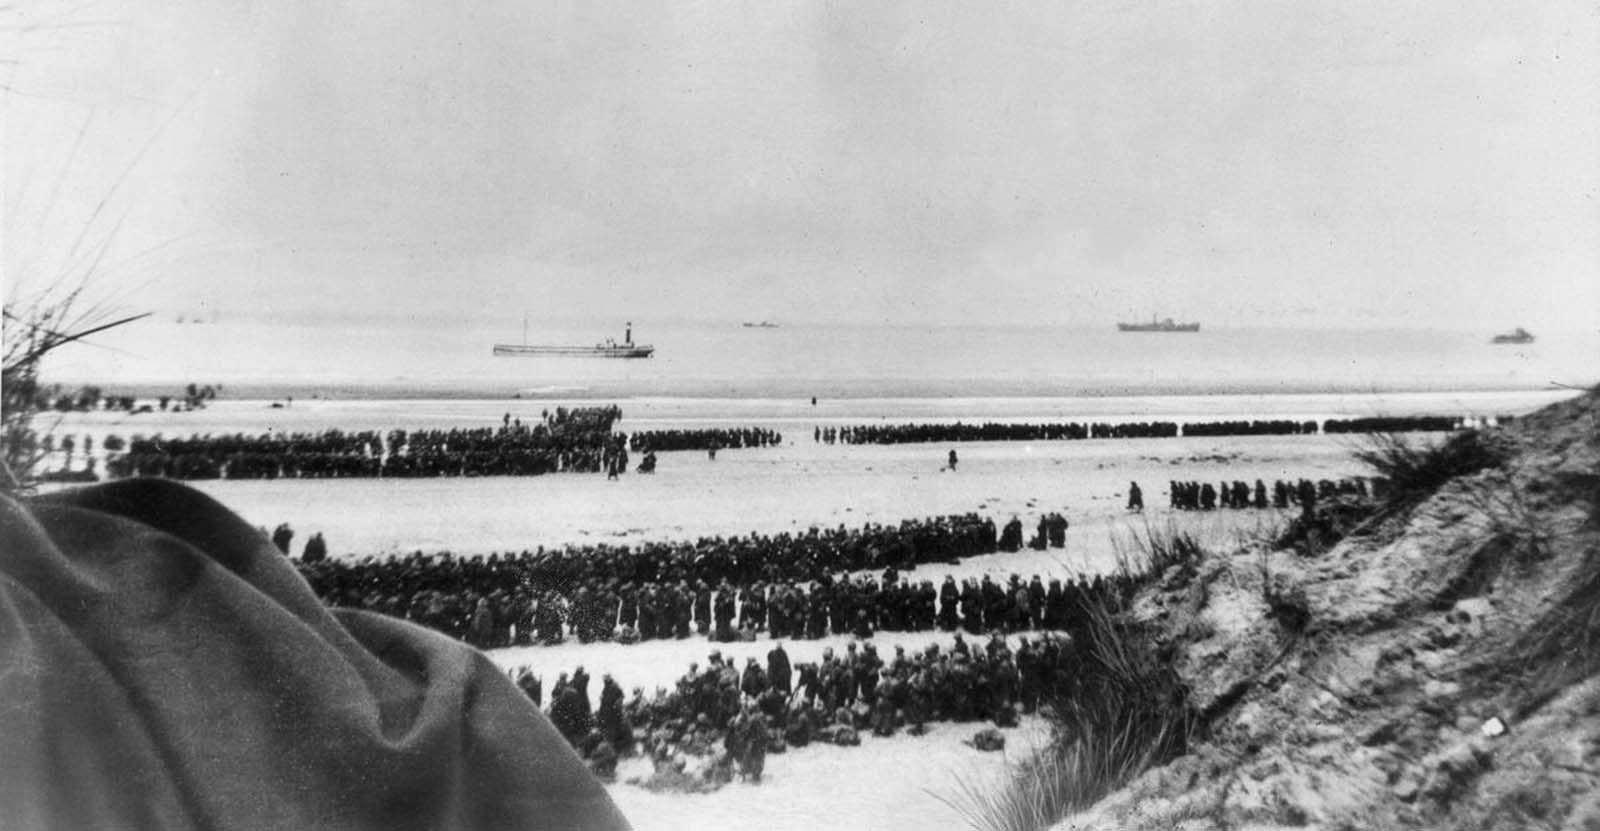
5,0,1598,330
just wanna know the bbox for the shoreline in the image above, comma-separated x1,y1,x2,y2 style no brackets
29,378,1580,405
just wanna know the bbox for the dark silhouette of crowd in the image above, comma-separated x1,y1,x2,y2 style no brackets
815,414,1488,446
301,511,995,596
83,408,1499,484
15,382,214,420
295,514,1018,647
1165,476,1373,511
628,428,782,453
302,565,1120,652
516,620,1125,785
1321,415,1462,434
816,420,1180,444
1178,419,1317,438
102,406,626,480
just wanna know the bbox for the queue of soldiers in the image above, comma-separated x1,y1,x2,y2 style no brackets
627,427,783,453
816,420,1181,444
102,406,628,480
20,382,215,418
1322,415,1468,434
299,513,998,604
515,625,1111,787
300,544,1118,653
1177,419,1318,437
814,414,1484,446
1167,477,1374,511
84,408,1496,483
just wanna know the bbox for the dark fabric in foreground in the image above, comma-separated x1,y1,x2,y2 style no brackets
0,478,629,831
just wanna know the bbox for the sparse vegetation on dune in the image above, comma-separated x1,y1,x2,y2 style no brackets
1108,521,1205,588
1352,428,1508,513
1,289,145,491
949,525,1204,831
966,388,1600,831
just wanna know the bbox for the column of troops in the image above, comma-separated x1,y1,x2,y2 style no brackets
628,427,782,453
102,406,628,480
1167,476,1375,511
296,512,1093,650
816,414,1489,446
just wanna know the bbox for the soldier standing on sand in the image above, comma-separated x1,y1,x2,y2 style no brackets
693,582,712,636
767,642,792,696
740,710,769,783
1127,481,1144,511
271,523,294,554
598,674,627,748
948,449,959,470
516,667,542,708
999,516,1023,552
301,532,328,562
938,576,959,630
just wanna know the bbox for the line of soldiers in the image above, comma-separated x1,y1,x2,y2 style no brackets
105,406,628,480
628,427,782,453
815,420,1181,445
1167,477,1373,511
298,513,1000,603
814,414,1478,446
306,563,1118,651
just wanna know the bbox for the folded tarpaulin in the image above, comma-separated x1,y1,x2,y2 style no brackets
0,478,630,831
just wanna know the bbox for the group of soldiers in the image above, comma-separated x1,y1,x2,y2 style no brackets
1167,477,1374,511
812,415,1479,447
299,513,999,604
104,406,628,481
627,427,783,453
298,557,1119,651
288,503,1105,651
997,513,1070,551
90,404,1487,485
513,627,1103,786
270,524,328,562
814,419,1182,445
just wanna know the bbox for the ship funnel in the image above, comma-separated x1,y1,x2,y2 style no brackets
625,322,632,344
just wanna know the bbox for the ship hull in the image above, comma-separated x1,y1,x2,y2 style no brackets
493,344,654,358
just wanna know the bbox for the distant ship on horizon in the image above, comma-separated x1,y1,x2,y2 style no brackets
493,320,654,359
742,320,780,328
1491,327,1534,345
1117,316,1200,333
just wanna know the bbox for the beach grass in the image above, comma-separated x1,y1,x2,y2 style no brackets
944,527,1200,831
1352,429,1505,511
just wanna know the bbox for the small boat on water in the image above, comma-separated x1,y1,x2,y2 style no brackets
742,321,779,328
1491,327,1534,345
1117,316,1200,333
493,321,654,359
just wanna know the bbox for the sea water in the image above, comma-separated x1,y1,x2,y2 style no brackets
40,318,1599,399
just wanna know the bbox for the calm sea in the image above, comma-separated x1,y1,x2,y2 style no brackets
44,319,1598,400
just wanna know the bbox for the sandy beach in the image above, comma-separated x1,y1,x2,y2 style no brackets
40,389,1560,559
28,388,1574,830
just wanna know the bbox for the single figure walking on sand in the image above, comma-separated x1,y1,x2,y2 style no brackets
948,449,958,470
